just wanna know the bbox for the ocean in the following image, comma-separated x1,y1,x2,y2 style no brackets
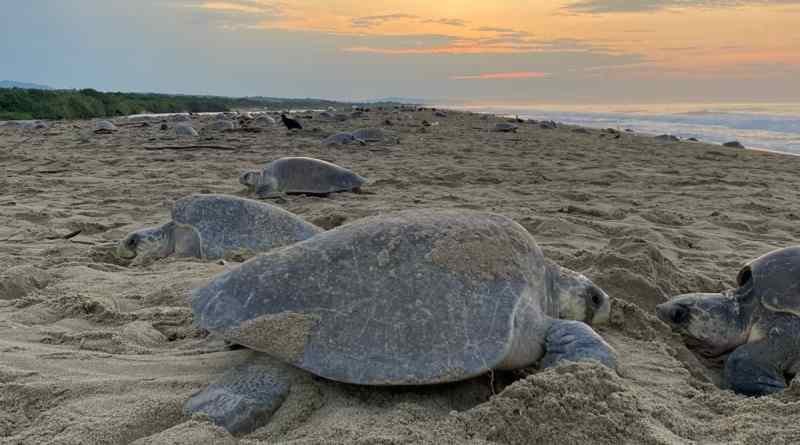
448,103,800,156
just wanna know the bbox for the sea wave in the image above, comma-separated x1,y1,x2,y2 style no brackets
449,103,800,155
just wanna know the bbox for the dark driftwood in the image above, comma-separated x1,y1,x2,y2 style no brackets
143,145,236,151
45,229,82,240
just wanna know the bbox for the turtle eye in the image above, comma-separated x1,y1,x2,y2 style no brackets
588,288,604,307
671,306,689,324
737,266,752,287
126,235,139,249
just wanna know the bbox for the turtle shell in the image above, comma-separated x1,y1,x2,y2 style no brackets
350,128,385,142
95,120,117,131
191,209,550,385
737,246,800,316
172,194,322,260
262,157,365,194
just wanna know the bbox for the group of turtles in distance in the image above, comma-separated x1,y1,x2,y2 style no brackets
110,135,800,432
5,105,748,149
6,105,550,145
71,106,434,142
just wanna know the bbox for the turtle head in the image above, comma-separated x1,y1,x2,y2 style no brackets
117,223,176,262
239,170,261,188
549,263,611,325
656,292,751,358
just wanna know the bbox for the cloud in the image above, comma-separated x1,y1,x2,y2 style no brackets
349,14,467,29
183,0,284,15
474,27,518,33
450,71,550,80
350,14,417,29
564,0,800,14
342,34,607,55
423,18,467,27
179,1,285,27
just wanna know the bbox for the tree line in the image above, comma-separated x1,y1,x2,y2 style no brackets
0,88,361,120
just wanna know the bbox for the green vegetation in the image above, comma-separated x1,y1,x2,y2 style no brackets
0,88,375,120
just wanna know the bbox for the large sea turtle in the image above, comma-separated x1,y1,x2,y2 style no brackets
117,194,322,263
239,157,366,198
184,209,617,432
657,246,800,396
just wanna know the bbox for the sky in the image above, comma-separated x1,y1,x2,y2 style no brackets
1,0,799,104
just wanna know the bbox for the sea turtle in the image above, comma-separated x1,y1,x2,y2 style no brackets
322,132,365,146
94,120,118,134
117,194,322,263
255,115,276,126
239,157,366,198
493,123,517,133
175,124,198,137
184,209,617,432
19,121,47,130
205,120,237,131
350,128,385,143
656,246,800,396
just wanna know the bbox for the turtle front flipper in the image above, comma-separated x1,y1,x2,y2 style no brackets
724,341,787,396
184,360,291,434
255,185,285,199
173,223,202,258
540,320,618,371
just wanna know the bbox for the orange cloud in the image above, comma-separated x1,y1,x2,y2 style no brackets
342,45,530,54
193,1,270,14
450,71,550,80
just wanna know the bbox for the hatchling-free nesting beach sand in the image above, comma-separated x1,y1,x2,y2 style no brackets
2,110,800,444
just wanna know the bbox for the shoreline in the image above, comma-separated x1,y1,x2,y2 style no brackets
439,103,800,156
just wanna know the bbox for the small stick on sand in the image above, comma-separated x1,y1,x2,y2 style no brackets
143,145,237,151
45,229,82,240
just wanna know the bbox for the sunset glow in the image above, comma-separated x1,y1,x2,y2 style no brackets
2,0,798,102
190,0,800,86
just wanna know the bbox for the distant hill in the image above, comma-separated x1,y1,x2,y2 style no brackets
0,80,52,90
370,97,429,105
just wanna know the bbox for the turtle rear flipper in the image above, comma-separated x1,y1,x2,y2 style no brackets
184,361,291,434
540,320,618,371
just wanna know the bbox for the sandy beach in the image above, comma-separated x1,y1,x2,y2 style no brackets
2,109,800,444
